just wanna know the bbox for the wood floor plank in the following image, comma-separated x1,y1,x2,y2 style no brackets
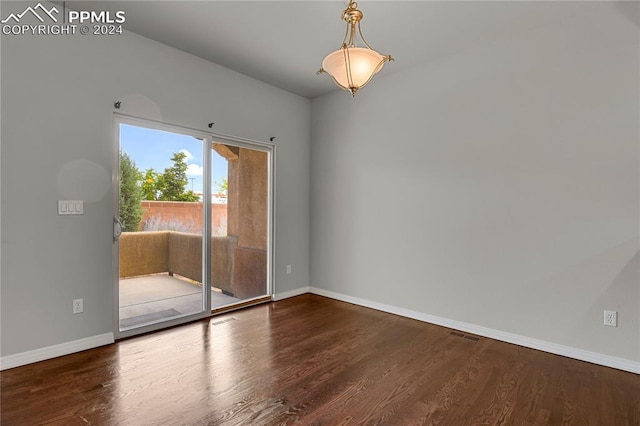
1,294,638,425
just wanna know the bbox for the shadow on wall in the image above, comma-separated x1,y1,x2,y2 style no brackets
119,231,241,296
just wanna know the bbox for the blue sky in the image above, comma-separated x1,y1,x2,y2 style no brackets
120,124,227,195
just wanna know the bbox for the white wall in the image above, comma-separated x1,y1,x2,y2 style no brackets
311,3,639,363
1,2,310,358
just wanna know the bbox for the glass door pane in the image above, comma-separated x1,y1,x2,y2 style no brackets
118,123,206,331
210,142,270,308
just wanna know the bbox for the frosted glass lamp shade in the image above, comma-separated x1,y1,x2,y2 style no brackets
322,47,388,95
317,0,393,96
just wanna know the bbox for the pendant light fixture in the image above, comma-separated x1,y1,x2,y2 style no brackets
317,0,393,96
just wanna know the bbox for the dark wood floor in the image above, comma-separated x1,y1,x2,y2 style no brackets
1,294,639,425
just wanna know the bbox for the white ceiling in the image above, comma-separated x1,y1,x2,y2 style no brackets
63,1,636,99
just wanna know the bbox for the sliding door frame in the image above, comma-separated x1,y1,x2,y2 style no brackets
113,113,275,339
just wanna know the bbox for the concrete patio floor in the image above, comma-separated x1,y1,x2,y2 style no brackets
119,274,241,329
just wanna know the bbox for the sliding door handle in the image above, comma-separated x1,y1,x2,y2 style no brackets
113,216,123,242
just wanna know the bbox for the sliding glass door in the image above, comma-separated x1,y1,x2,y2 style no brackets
117,122,208,332
210,141,271,309
114,116,273,337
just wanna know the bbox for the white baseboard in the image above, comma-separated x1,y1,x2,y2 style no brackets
4,292,637,375
273,286,310,301
309,287,640,375
1,333,115,371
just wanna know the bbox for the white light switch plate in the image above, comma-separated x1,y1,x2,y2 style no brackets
58,200,84,215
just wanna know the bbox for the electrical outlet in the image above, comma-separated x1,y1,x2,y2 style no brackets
286,265,292,274
604,310,617,327
73,299,83,314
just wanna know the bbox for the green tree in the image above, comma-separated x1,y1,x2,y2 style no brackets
141,168,160,200
159,152,199,202
180,189,200,202
119,151,143,232
215,177,228,192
